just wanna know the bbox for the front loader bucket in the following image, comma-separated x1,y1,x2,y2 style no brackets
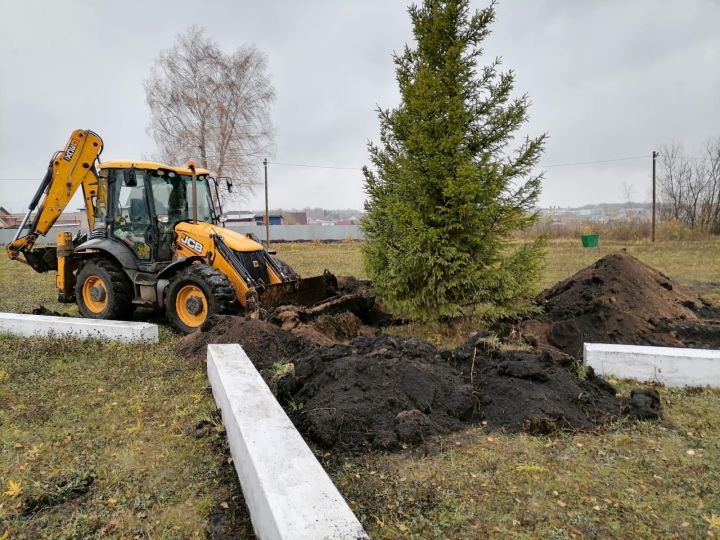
258,270,338,310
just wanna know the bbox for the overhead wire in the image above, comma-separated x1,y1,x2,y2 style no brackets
0,152,675,182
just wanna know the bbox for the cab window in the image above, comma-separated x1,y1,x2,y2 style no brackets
111,170,152,260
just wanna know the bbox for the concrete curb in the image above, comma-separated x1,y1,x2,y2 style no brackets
0,313,158,343
207,344,369,540
584,342,720,387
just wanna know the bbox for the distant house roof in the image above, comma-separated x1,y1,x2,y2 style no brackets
225,211,256,222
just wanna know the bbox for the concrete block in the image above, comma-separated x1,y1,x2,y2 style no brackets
584,342,720,387
0,312,158,343
207,344,369,540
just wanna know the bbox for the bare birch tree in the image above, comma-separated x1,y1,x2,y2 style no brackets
145,27,275,200
658,137,720,233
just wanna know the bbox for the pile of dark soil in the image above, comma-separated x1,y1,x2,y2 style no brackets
450,336,660,434
519,251,720,358
283,336,474,450
283,335,657,452
176,316,309,371
178,317,658,453
273,305,377,345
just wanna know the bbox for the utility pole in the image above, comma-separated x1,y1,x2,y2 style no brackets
652,150,658,242
263,158,270,248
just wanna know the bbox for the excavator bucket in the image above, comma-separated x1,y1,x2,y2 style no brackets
258,271,339,310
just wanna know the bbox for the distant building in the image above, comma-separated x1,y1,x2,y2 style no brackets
224,211,256,224
1,206,82,228
335,215,361,225
282,211,308,225
255,214,284,225
307,217,334,226
0,207,14,227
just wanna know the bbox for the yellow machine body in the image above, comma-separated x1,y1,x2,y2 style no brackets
174,221,283,306
6,129,336,332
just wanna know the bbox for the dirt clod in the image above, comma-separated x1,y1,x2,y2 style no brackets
626,388,662,420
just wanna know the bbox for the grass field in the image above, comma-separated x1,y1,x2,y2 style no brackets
1,239,719,538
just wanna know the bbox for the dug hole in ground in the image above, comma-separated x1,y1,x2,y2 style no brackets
178,250,720,455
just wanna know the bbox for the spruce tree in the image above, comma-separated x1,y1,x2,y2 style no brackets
362,0,546,321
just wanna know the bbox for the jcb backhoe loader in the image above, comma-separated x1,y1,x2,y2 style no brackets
6,129,336,332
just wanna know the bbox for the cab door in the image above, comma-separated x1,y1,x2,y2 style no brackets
109,169,156,262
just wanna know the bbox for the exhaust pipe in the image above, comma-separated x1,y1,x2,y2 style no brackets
188,161,198,223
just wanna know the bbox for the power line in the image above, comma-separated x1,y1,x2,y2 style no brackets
269,161,363,171
269,154,654,171
0,152,687,181
540,155,649,168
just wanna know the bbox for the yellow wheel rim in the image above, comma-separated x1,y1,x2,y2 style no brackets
175,284,208,328
82,275,109,314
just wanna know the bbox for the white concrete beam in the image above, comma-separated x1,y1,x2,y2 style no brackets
0,312,158,343
207,344,369,540
584,342,720,387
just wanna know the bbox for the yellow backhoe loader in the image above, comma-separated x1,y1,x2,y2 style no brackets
6,129,336,332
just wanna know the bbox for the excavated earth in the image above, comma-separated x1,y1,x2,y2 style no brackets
517,250,720,358
177,266,671,453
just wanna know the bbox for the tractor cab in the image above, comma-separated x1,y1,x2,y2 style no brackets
94,162,217,263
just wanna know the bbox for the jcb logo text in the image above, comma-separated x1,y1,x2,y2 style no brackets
64,139,79,161
180,235,204,254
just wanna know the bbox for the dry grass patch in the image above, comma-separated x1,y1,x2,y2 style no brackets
1,239,720,537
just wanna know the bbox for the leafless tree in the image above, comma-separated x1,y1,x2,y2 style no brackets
699,137,720,233
658,137,720,233
621,181,634,204
145,27,275,200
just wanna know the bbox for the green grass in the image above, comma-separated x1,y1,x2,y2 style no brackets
330,382,720,538
272,241,366,279
1,239,720,538
0,258,251,538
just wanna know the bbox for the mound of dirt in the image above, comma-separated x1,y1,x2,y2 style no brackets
175,265,668,453
519,250,720,358
336,275,373,296
282,336,473,450
176,316,311,371
450,336,656,434
274,334,653,452
273,305,378,345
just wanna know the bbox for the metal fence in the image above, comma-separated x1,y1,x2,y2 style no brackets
226,224,363,242
0,224,363,245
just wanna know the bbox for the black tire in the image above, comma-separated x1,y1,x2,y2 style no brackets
75,258,135,320
274,257,300,281
165,264,237,334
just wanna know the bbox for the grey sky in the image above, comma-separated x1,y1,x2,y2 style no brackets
1,0,719,213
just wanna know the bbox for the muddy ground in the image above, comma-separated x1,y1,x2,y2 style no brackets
179,317,659,452
516,250,720,358
178,258,694,452
180,252,720,452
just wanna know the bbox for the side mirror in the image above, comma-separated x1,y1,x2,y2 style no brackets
124,169,137,187
226,177,233,193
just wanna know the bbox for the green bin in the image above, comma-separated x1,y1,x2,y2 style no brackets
581,234,599,248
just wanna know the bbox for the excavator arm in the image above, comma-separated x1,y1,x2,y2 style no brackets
6,129,104,271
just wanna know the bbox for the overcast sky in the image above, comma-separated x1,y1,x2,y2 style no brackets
1,0,719,212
